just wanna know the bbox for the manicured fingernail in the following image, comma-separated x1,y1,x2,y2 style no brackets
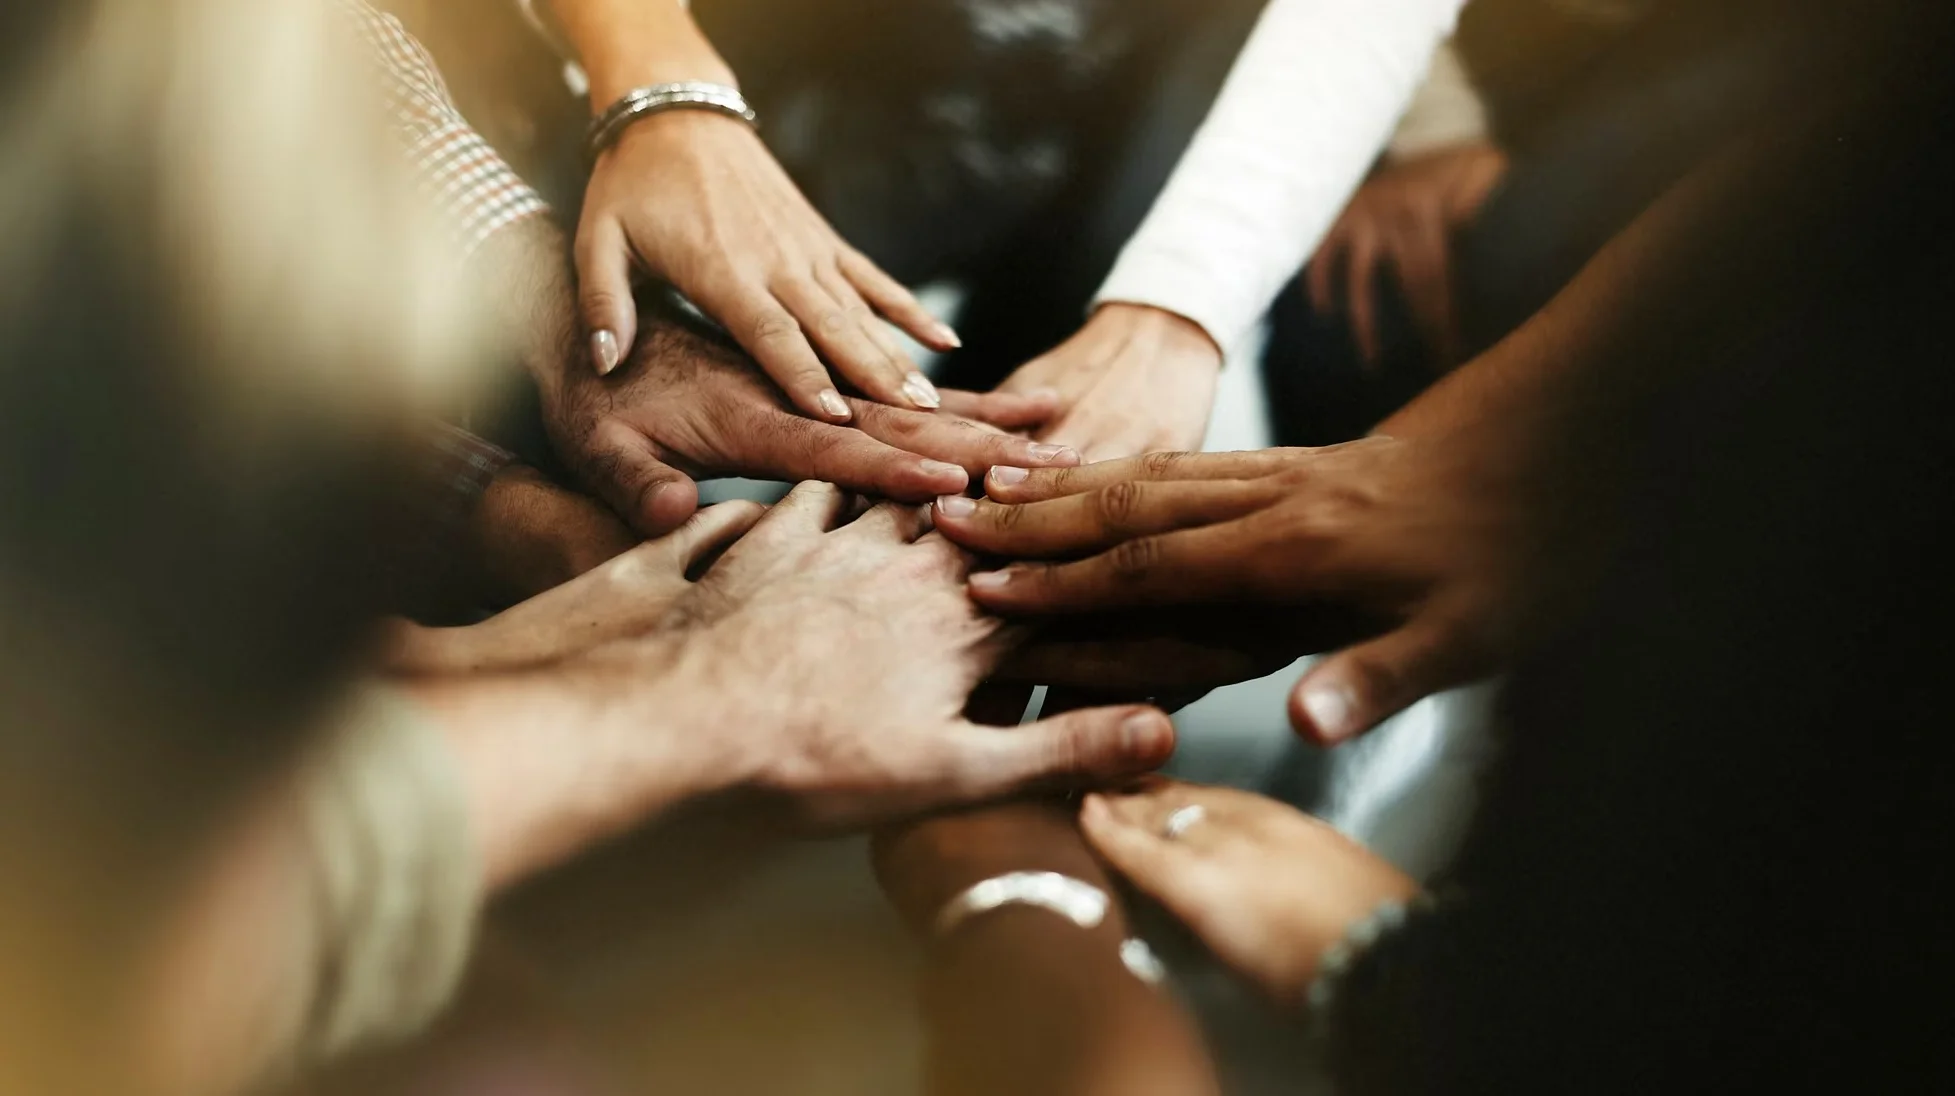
1121,712,1170,757
1026,443,1075,465
1302,684,1357,743
969,568,1016,591
592,329,620,376
935,495,977,518
920,460,968,487
989,465,1029,487
932,322,963,349
903,372,942,409
818,389,852,421
1080,794,1110,822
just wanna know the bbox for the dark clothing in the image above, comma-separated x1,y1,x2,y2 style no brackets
1322,6,1955,1089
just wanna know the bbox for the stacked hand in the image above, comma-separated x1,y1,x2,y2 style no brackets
933,437,1547,744
579,112,960,418
993,303,1224,463
1080,780,1414,1003
543,303,1080,535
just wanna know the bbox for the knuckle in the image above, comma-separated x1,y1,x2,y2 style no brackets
988,501,1026,534
1093,481,1145,532
1138,451,1185,479
816,309,852,337
1105,536,1163,583
750,310,801,345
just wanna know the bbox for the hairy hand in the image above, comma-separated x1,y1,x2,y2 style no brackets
646,482,1178,827
542,306,1078,534
384,500,763,675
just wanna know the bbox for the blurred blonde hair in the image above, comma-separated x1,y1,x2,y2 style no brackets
0,1,484,1092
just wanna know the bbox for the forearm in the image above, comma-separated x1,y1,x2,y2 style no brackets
402,647,734,891
1379,133,1811,449
878,803,1220,1096
546,0,736,104
1096,0,1464,354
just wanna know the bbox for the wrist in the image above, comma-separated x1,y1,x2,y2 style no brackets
1091,303,1223,372
874,802,1109,932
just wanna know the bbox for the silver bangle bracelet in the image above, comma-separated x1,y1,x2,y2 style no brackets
933,871,1109,937
930,872,1169,987
586,81,756,160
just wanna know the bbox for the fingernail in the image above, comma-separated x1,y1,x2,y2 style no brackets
968,568,1015,591
1301,684,1357,743
1080,794,1109,822
933,322,963,349
902,372,942,409
989,465,1030,487
592,329,620,376
1027,387,1061,402
818,389,852,421
920,460,969,487
1026,444,1075,465
935,495,977,518
1121,712,1170,758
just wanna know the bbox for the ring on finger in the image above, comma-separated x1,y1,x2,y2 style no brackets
1162,804,1207,841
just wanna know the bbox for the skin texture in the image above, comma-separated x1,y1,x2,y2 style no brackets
994,303,1224,463
873,800,1223,1096
551,0,954,417
1079,779,1415,1003
935,438,1539,745
462,463,641,607
482,216,1074,538
386,500,765,675
1307,142,1509,367
579,112,959,417
541,312,1079,535
409,481,1182,888
935,145,1778,745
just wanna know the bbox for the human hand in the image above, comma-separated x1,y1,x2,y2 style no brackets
1079,779,1414,1003
649,482,1178,827
995,303,1223,463
1306,142,1508,366
462,464,641,607
934,438,1554,744
577,110,958,418
541,303,1079,534
384,500,763,676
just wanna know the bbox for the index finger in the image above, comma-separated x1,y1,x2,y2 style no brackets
983,449,1297,503
750,416,971,499
933,478,1278,558
965,519,1268,614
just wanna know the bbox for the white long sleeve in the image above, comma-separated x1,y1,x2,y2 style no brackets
1094,0,1466,356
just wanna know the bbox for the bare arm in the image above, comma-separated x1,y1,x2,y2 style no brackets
876,802,1221,1096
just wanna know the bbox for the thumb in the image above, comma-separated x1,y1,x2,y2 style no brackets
657,500,766,572
1288,614,1481,746
943,705,1175,800
575,217,637,377
584,420,700,536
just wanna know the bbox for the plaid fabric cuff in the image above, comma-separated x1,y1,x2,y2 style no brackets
343,1,551,258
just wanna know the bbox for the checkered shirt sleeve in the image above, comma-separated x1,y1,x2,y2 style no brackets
342,1,551,258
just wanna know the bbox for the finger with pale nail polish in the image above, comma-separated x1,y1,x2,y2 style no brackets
818,389,853,421
902,373,943,410
592,329,621,376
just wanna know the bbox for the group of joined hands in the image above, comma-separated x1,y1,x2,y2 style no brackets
376,200,1553,1008
370,86,1553,1006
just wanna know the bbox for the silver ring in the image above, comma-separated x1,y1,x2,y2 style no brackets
1162,804,1207,840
